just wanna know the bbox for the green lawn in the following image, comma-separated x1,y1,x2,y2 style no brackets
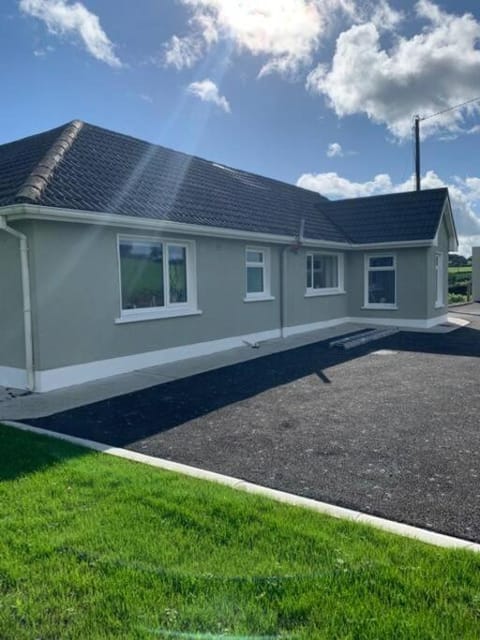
1,424,480,639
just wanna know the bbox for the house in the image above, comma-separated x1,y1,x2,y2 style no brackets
473,247,480,301
0,121,458,392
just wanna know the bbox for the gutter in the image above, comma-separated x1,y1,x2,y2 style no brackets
0,217,34,391
2,204,436,251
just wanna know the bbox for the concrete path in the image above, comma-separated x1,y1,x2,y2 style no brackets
0,323,371,419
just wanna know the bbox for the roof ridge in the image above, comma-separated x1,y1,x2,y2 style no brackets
15,120,84,204
322,187,448,205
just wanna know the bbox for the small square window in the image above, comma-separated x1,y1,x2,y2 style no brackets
306,252,343,294
245,247,270,299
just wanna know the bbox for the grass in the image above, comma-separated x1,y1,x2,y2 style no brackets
448,266,472,274
1,425,480,639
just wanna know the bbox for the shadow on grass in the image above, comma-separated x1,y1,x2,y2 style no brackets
22,322,480,448
0,424,88,481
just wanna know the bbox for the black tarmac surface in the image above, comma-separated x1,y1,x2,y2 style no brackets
27,312,480,542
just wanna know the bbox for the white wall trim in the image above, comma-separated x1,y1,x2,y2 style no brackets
282,317,350,338
34,328,282,392
0,366,28,389
349,314,449,329
19,313,450,392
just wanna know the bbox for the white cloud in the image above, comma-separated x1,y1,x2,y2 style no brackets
327,142,344,157
187,79,230,112
326,141,357,157
297,171,393,197
164,0,359,76
19,0,121,67
164,34,203,70
307,1,480,138
296,169,480,255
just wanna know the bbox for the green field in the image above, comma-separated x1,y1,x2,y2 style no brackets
120,254,186,309
448,266,472,274
1,424,480,640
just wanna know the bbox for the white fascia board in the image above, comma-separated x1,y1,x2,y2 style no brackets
1,204,435,250
433,197,458,252
348,239,433,250
4,204,348,248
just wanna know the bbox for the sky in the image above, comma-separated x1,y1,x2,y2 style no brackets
2,0,480,255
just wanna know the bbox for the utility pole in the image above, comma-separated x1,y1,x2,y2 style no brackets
413,96,480,193
414,115,421,191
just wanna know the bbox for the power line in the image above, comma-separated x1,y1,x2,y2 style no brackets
420,95,480,122
413,95,480,191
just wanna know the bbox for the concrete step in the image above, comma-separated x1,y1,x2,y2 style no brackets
330,327,399,350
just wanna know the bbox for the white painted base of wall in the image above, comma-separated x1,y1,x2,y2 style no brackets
3,313,450,392
0,366,27,389
34,328,282,392
282,316,350,337
349,314,449,330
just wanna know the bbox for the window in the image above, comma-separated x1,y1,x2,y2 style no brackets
365,254,396,307
245,247,272,300
306,252,343,295
435,252,444,308
118,236,197,320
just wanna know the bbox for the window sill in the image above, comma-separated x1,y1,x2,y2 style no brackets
243,295,275,303
361,304,398,310
115,308,202,324
305,289,346,298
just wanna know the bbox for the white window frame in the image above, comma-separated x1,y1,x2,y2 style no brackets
364,253,397,309
116,234,199,323
244,246,274,302
305,251,345,297
435,251,445,308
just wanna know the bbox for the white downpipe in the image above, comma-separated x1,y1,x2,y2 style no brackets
0,217,34,391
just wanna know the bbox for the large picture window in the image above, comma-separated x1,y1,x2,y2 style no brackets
306,252,343,295
365,254,396,307
118,237,195,318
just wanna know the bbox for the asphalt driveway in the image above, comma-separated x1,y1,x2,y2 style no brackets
24,312,480,542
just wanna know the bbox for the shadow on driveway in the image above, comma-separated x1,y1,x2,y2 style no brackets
26,323,480,447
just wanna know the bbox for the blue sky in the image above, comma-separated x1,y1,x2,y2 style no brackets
2,0,480,254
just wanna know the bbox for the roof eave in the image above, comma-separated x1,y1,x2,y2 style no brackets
2,203,350,248
436,192,459,252
0,203,438,250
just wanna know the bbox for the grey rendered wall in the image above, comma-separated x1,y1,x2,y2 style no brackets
473,247,480,301
283,247,348,328
346,247,429,320
28,221,283,370
0,229,25,368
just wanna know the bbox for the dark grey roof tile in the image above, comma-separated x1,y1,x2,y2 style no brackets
0,121,449,245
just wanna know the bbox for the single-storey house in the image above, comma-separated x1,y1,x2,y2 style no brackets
473,247,480,301
0,121,458,392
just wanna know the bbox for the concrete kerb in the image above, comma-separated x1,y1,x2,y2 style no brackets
5,420,480,554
